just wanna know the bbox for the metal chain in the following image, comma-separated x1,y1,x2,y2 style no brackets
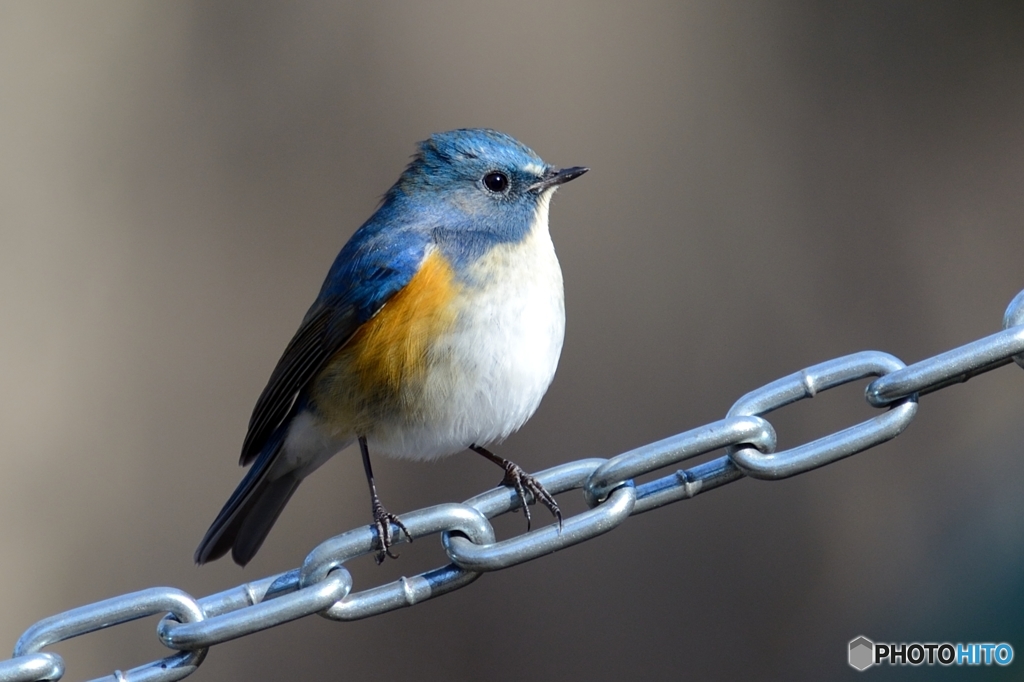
4,288,1024,682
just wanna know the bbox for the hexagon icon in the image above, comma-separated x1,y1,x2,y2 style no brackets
849,636,874,671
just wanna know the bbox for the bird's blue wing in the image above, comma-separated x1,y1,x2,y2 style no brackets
239,214,430,466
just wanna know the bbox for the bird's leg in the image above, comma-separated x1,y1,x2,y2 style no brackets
470,444,562,532
360,436,411,564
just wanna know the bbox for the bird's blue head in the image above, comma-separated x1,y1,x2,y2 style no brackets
385,129,587,249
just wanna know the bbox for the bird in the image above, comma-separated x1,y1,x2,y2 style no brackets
195,128,588,566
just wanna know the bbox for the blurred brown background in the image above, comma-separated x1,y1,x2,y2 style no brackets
2,2,1024,680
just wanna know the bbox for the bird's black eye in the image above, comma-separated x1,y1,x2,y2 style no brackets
483,171,509,193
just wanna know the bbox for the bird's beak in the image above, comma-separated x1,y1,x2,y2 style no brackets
528,166,589,193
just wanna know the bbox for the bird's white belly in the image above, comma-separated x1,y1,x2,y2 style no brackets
368,215,565,460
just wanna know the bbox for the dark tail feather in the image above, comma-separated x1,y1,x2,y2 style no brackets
230,474,301,565
195,431,300,566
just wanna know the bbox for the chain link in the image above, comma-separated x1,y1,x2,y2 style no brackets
13,588,206,682
728,351,918,479
6,288,1024,682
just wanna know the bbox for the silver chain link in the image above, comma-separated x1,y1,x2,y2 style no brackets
4,288,1024,682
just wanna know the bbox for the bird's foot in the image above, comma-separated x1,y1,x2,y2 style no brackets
371,499,411,564
499,460,562,532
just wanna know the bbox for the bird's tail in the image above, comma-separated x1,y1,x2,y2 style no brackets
194,431,301,566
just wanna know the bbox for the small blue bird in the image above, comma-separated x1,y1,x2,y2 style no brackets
196,129,587,566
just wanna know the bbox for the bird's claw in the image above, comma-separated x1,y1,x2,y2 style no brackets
371,500,411,564
500,461,562,532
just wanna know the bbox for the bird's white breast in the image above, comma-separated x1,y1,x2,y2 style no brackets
368,194,565,460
